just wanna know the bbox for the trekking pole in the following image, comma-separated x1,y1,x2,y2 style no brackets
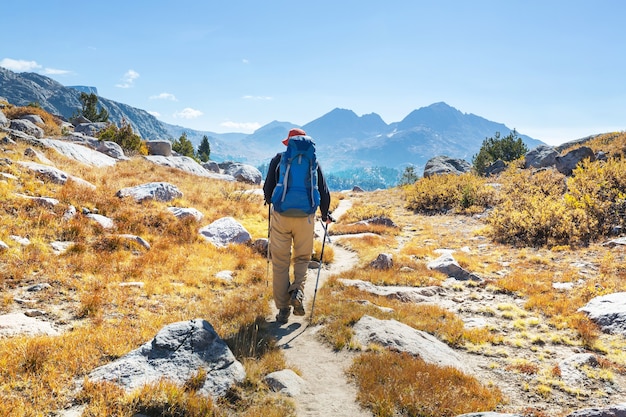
266,204,271,288
309,220,329,322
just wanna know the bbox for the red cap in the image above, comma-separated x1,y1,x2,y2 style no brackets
282,128,306,145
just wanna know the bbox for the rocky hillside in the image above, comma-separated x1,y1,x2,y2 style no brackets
0,67,171,140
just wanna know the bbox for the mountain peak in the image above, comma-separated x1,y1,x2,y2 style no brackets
303,108,388,141
398,101,464,131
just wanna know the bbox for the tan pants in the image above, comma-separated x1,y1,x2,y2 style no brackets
270,210,315,309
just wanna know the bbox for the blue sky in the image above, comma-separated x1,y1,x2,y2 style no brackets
2,1,624,145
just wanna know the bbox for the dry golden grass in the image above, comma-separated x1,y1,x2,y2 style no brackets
0,140,286,415
315,184,626,415
312,238,335,263
349,351,504,417
3,105,63,136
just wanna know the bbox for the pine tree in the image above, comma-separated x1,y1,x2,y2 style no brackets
79,92,109,122
197,135,211,162
172,132,195,157
398,166,419,185
472,130,528,176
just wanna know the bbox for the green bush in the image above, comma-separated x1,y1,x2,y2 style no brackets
472,130,528,176
97,118,147,155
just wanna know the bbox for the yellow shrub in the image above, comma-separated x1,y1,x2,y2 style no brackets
404,172,498,214
488,155,626,247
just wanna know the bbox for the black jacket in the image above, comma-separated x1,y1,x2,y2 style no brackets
263,152,331,220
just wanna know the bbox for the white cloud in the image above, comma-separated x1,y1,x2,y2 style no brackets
43,68,70,75
116,69,140,88
149,92,178,101
173,108,203,119
147,110,161,118
0,58,41,72
242,58,250,64
220,121,261,133
242,95,273,101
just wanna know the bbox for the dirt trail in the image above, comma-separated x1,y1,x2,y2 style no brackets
268,200,372,417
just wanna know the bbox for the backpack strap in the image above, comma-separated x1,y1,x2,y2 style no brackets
280,161,292,203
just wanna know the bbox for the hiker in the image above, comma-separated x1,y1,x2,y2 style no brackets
263,128,332,324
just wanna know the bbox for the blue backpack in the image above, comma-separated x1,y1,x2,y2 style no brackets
271,135,321,216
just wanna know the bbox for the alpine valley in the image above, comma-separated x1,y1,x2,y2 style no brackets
0,66,545,190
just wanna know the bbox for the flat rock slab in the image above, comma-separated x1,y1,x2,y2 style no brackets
578,292,626,335
88,319,245,398
352,315,469,373
0,313,59,337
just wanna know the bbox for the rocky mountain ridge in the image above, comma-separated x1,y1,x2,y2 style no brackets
1,67,545,187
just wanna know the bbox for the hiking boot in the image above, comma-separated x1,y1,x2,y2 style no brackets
276,307,290,324
290,289,305,316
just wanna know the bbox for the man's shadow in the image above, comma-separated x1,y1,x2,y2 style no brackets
267,320,309,349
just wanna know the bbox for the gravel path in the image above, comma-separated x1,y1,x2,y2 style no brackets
269,200,372,416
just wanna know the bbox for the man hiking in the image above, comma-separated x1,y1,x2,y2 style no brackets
263,128,332,324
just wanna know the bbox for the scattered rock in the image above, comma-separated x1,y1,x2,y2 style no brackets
356,216,397,228
370,253,393,270
264,369,306,397
578,292,626,335
524,144,558,169
116,182,183,203
427,253,482,281
559,353,599,387
86,213,115,229
339,279,445,303
484,159,507,176
565,403,626,417
118,282,145,288
0,109,8,127
146,140,173,156
74,122,108,137
352,315,469,373
423,155,472,178
15,193,59,208
457,413,523,417
555,146,596,176
63,205,77,221
199,217,252,247
40,138,117,167
24,146,53,164
144,155,235,181
27,283,51,292
603,237,626,248
10,119,44,138
117,234,151,250
168,207,204,221
202,161,220,173
215,270,234,281
251,238,269,256
17,160,96,188
87,319,245,398
10,235,31,245
0,313,59,337
224,163,262,184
